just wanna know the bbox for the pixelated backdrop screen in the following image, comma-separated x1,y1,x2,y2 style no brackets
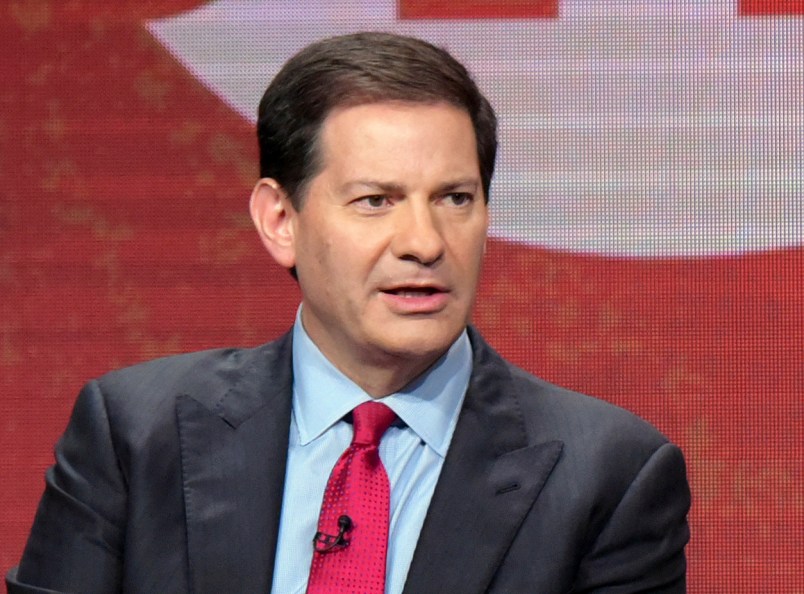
1,1,802,590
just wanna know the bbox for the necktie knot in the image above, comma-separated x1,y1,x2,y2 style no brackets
351,401,397,446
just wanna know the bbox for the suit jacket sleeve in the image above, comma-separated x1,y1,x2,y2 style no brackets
572,441,690,593
7,380,126,593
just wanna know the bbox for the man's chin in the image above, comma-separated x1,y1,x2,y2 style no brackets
370,322,464,363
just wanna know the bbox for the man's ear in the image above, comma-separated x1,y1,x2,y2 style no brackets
250,178,297,269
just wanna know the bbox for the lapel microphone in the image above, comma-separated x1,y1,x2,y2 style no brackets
313,515,353,553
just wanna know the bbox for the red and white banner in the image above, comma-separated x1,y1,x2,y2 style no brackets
150,0,803,257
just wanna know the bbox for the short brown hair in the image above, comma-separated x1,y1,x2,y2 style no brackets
257,32,498,208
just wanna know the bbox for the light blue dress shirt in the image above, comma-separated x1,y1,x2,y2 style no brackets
270,311,472,594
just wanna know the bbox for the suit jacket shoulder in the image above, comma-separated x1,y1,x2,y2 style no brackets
403,328,690,593
97,333,292,423
9,333,295,594
506,354,673,480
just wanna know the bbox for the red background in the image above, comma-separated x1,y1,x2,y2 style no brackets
1,1,802,591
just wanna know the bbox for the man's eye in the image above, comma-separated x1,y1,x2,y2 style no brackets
358,195,389,208
445,193,473,206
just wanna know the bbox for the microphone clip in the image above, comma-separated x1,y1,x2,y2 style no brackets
313,515,353,553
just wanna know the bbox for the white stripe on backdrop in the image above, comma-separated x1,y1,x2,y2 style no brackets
148,0,804,256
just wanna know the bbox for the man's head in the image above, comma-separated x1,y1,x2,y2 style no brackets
251,33,495,396
256,32,497,208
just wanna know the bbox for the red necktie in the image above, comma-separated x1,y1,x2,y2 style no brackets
306,401,397,594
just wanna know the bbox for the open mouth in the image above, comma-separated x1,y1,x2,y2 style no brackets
383,287,443,297
379,284,450,312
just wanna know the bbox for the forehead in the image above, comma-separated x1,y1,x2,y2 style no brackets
314,101,479,175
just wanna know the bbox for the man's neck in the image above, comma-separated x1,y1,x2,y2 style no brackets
334,354,443,398
292,309,459,397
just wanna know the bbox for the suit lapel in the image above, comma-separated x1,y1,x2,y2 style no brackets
403,330,563,594
176,334,293,594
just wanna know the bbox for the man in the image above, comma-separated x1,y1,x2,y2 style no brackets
7,32,690,593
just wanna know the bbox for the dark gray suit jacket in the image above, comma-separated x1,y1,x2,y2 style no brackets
7,328,690,593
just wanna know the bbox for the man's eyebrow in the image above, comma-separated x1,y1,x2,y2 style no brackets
436,179,480,193
341,180,406,194
340,178,480,194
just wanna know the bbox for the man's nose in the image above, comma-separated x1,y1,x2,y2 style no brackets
391,202,445,266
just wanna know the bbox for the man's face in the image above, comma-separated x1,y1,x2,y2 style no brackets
288,101,488,387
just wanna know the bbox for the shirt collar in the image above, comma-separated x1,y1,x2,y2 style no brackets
291,308,471,457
